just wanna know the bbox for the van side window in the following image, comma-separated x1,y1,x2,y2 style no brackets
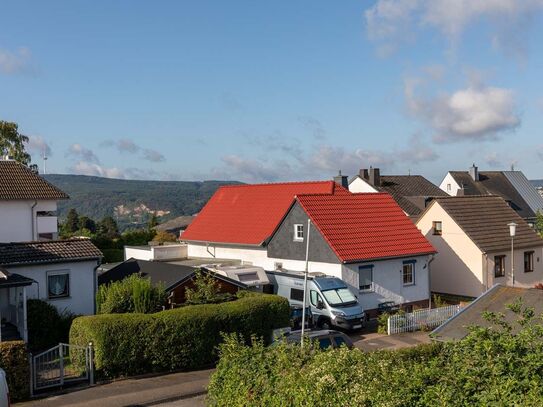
290,288,304,302
310,290,322,307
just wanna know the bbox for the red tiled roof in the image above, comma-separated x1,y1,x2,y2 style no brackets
297,192,436,262
182,181,346,245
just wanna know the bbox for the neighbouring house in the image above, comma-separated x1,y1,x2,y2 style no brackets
416,196,543,299
432,284,543,341
182,180,437,316
439,164,543,225
155,215,195,238
0,158,103,342
348,167,448,219
97,258,246,306
0,157,69,242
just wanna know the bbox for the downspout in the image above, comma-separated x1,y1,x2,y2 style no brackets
93,259,102,314
30,201,37,240
427,254,436,309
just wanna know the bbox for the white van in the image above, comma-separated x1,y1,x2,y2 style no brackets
267,270,365,330
0,368,9,407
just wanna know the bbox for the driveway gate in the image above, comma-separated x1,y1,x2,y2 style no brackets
31,343,94,394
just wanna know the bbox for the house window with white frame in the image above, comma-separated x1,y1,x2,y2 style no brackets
47,270,70,299
432,221,442,235
293,224,304,242
446,183,451,192
402,261,415,286
359,265,373,292
524,251,534,273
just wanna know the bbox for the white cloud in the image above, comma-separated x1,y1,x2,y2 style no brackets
485,151,501,167
365,0,543,53
69,161,126,179
405,79,520,142
66,144,100,163
117,139,140,153
221,155,292,183
25,136,52,157
0,47,32,74
142,149,165,162
298,116,326,140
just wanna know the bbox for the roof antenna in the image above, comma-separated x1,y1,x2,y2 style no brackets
408,168,411,176
511,163,515,171
42,146,48,174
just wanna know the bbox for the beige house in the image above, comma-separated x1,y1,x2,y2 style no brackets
416,196,543,298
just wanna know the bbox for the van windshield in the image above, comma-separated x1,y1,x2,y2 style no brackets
322,288,357,307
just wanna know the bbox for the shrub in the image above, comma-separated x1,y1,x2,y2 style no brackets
185,269,234,305
96,274,167,314
0,341,29,401
208,301,543,406
27,299,77,352
70,293,289,378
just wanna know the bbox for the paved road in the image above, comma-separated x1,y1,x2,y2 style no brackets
15,331,430,407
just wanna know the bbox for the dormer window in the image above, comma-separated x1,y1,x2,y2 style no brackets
432,221,442,235
293,224,304,242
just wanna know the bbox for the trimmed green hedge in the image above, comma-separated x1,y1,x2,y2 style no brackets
70,293,289,378
0,341,29,401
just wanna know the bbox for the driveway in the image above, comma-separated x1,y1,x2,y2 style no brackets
351,330,432,352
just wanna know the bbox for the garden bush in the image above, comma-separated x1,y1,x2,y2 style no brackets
0,341,29,401
70,293,289,378
27,299,77,352
208,301,543,406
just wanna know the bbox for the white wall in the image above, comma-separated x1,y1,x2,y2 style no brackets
348,177,379,193
342,255,430,311
187,242,269,265
439,173,461,196
0,200,58,242
417,202,485,297
7,260,98,315
486,247,543,289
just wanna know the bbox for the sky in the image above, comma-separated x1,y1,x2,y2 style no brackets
1,1,543,184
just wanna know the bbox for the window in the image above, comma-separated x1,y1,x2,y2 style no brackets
290,288,304,302
494,255,506,278
446,183,451,192
524,251,534,273
310,290,323,307
36,211,57,217
402,261,415,286
432,221,442,235
238,272,259,282
318,337,332,350
293,224,304,241
47,270,70,299
333,336,347,348
359,265,373,292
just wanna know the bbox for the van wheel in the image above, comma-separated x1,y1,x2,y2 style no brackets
318,317,331,330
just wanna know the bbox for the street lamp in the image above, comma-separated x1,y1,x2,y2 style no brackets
508,222,517,286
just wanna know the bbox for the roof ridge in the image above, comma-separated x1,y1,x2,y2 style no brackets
0,238,91,246
218,180,333,189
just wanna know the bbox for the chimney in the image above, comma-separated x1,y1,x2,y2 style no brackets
369,167,381,187
333,170,348,189
469,163,479,181
359,168,370,181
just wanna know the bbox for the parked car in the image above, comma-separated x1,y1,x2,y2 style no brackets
0,368,9,407
267,270,366,331
290,305,312,330
280,329,354,350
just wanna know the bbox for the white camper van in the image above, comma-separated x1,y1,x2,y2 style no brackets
267,270,365,331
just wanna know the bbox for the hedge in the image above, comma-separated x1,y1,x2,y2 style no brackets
70,293,289,378
0,341,29,401
27,299,78,352
208,302,543,406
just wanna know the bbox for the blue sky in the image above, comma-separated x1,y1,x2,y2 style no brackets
1,1,543,183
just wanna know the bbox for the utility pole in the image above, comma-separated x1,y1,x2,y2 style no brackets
300,219,311,348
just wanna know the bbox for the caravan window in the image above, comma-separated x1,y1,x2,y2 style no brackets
290,288,304,302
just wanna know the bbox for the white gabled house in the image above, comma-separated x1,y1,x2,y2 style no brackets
0,158,102,342
182,180,437,317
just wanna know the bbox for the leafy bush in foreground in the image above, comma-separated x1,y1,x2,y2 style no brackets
70,293,289,378
208,300,543,406
0,341,29,401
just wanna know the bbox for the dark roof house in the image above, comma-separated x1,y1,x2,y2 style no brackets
349,168,448,218
432,285,543,341
0,159,69,200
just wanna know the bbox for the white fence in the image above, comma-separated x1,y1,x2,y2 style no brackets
387,304,463,335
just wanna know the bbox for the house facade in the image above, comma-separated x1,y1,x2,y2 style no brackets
183,181,436,316
0,158,68,242
416,196,543,298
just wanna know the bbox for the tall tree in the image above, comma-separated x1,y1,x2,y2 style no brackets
0,121,31,165
536,210,543,237
65,208,80,233
98,216,120,239
78,216,97,233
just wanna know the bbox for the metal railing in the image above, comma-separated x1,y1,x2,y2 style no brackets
387,304,463,335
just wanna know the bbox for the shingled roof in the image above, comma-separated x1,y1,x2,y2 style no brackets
431,196,543,253
0,239,102,267
296,192,436,263
378,175,448,217
0,160,69,200
448,171,535,219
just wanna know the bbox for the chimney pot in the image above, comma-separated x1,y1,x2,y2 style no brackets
369,168,381,187
333,171,349,189
469,164,479,181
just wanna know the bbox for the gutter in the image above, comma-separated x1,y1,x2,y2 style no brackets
30,201,37,240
